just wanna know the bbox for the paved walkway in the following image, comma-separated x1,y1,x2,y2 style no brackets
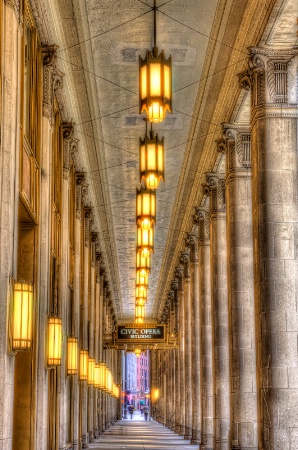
90,412,198,449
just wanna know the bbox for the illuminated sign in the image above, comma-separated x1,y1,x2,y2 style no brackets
116,325,165,342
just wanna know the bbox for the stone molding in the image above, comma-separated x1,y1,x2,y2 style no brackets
4,0,21,24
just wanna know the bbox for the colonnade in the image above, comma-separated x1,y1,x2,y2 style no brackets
151,47,298,450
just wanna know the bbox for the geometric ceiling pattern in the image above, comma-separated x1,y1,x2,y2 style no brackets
36,0,297,321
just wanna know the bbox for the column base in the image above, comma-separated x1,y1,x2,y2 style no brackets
184,434,192,440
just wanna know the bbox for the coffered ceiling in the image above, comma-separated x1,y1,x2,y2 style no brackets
34,0,297,321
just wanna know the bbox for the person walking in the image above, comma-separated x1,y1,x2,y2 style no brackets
143,405,149,421
128,404,134,420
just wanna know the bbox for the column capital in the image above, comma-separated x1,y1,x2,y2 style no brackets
84,207,93,247
204,173,226,216
222,124,251,177
238,47,298,114
171,278,178,291
180,250,190,278
194,207,210,244
76,173,88,220
63,122,79,178
186,232,198,263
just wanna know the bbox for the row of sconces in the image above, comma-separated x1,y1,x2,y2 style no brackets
10,280,119,397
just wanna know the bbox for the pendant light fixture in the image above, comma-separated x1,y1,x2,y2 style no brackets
137,225,154,258
136,285,147,304
136,187,156,229
139,124,165,189
79,349,88,382
136,252,151,274
139,0,172,123
136,268,149,289
135,304,145,324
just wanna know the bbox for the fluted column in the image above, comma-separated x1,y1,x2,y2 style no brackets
195,206,214,449
181,250,192,440
223,125,258,449
207,171,230,450
239,47,298,450
187,231,201,445
176,265,185,435
172,278,181,433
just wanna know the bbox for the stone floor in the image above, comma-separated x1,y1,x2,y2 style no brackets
90,412,199,449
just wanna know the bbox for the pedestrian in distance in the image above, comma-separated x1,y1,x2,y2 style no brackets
128,404,134,420
143,405,149,421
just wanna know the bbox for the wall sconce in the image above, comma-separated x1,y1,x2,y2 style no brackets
67,337,78,376
94,363,101,388
139,129,165,189
99,361,106,390
152,388,160,401
88,357,95,386
11,280,33,352
47,317,62,367
79,349,88,382
136,187,156,230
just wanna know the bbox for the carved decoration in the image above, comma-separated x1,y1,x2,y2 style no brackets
171,278,178,291
206,173,226,214
84,207,93,247
42,45,59,123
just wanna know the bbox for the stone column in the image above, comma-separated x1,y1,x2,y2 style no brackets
223,125,258,449
172,278,181,434
0,3,20,449
207,171,230,450
59,123,73,449
181,250,192,440
195,206,214,449
187,231,201,445
239,47,298,450
176,265,185,435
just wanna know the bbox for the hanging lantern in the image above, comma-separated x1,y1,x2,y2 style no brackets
152,388,160,401
136,187,156,229
108,370,113,394
136,268,149,289
136,285,147,304
47,317,62,366
94,364,101,388
67,336,78,376
88,357,95,386
79,349,88,381
139,130,165,189
136,252,151,274
137,226,154,258
11,281,33,350
135,348,141,358
135,304,145,324
139,0,172,123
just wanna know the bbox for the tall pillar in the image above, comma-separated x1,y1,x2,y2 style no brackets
187,231,201,445
181,250,192,440
223,125,258,449
176,265,185,435
239,47,298,450
207,171,230,450
195,206,214,449
172,278,181,433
